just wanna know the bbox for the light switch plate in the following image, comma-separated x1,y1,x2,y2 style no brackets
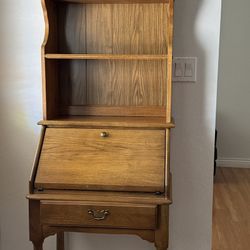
172,57,197,82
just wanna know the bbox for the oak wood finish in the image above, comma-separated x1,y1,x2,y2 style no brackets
45,54,169,60
166,0,173,123
41,0,59,119
33,244,43,250
59,60,167,110
60,106,166,117
57,3,167,55
165,129,170,188
28,200,163,249
28,188,172,205
35,128,165,192
38,116,175,128
55,0,169,3
84,3,167,110
155,205,169,250
41,201,157,229
29,126,46,193
29,200,44,250
28,0,174,249
42,2,169,117
43,225,155,243
56,232,64,250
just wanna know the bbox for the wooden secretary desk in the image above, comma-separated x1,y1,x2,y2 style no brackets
27,0,175,249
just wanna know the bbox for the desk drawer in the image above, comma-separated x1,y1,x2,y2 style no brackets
35,128,165,192
40,201,157,230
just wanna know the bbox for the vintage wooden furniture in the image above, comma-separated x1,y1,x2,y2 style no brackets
27,0,175,249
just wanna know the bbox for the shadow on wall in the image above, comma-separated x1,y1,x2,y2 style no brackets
170,0,218,249
0,1,46,250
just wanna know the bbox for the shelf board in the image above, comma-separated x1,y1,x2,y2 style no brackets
45,53,169,60
38,116,175,129
54,0,169,4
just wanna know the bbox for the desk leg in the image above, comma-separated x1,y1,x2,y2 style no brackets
155,205,169,250
57,232,65,250
29,200,44,250
32,241,43,250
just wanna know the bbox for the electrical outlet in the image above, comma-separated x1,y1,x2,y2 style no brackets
172,57,197,82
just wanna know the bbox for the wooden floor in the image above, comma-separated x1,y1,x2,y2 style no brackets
212,167,250,250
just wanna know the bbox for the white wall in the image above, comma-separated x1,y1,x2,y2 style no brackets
216,0,250,168
0,1,221,250
170,0,221,249
0,1,55,250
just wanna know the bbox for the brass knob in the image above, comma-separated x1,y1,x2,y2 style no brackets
100,131,109,138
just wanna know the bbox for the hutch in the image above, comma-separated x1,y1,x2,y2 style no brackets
27,0,175,249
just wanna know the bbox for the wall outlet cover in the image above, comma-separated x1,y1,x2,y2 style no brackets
173,57,197,82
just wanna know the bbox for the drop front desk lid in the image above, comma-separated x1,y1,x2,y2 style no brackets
34,127,166,193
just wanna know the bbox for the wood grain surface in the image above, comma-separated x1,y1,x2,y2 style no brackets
45,54,168,60
29,1,174,250
41,1,172,119
43,226,155,244
55,3,168,115
38,116,175,128
60,105,166,117
55,0,169,3
27,188,172,204
166,0,173,123
42,0,59,119
40,201,157,229
35,128,165,192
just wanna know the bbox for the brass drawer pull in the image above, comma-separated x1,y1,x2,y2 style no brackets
100,131,109,138
88,209,110,220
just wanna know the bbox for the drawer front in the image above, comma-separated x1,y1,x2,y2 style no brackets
40,201,157,230
35,128,165,192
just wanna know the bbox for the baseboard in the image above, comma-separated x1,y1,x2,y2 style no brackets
216,158,250,168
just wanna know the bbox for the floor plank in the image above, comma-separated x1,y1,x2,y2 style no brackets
212,167,250,250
